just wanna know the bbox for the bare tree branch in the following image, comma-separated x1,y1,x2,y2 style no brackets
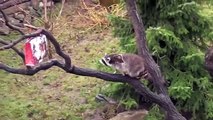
23,23,38,30
0,39,24,60
57,0,65,20
40,29,72,69
0,28,71,69
0,8,24,35
0,57,167,109
0,59,64,75
0,29,43,50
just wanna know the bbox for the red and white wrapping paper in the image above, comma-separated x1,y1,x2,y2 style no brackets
24,34,48,67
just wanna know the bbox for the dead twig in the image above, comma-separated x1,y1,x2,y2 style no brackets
57,0,65,20
0,39,25,60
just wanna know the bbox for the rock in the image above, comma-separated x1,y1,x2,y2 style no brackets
31,0,39,10
14,12,25,21
83,109,104,120
3,2,30,15
0,25,9,35
8,16,24,27
39,1,54,8
0,20,9,35
109,110,148,120
83,0,97,7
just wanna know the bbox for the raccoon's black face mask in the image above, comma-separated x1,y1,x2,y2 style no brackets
100,55,112,66
100,54,124,67
101,59,108,66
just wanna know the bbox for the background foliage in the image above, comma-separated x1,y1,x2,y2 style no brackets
102,0,213,119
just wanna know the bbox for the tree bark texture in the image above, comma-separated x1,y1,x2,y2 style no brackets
125,0,186,119
205,47,213,78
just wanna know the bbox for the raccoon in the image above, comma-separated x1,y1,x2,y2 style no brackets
100,53,149,79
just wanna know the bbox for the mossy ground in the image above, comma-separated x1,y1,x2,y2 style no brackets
0,1,120,120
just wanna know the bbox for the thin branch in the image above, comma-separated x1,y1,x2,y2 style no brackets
0,29,43,50
0,28,71,69
0,9,24,35
0,39,24,60
23,23,39,30
57,0,65,20
43,0,48,23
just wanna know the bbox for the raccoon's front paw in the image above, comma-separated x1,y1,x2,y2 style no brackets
121,73,126,76
121,72,129,76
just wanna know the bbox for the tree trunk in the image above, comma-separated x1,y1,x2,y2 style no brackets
205,47,213,78
125,0,186,119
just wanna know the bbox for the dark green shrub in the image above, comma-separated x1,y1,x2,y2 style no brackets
101,0,213,119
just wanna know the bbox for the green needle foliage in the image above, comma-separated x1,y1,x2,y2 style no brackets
103,0,213,119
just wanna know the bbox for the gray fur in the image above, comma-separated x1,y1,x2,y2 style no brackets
100,53,147,79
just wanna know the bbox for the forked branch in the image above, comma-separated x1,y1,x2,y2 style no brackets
0,39,24,60
0,29,43,50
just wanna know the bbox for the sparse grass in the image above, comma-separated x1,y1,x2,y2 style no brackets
0,1,122,120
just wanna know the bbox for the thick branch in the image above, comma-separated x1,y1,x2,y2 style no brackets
0,8,24,35
70,66,168,107
0,58,167,109
40,29,72,69
0,39,24,60
0,59,64,75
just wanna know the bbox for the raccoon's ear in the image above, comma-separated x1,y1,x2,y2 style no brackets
117,54,124,63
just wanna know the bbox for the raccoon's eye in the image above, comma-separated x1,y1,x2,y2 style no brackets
106,57,110,61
